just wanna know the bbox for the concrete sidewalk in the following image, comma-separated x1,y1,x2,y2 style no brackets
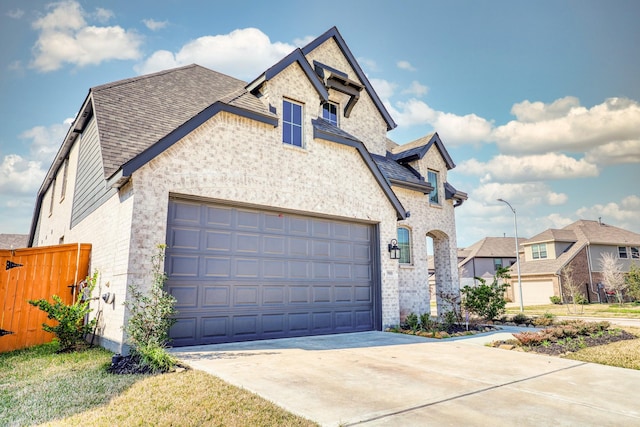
171,331,640,426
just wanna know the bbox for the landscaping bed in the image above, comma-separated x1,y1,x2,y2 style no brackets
490,319,639,357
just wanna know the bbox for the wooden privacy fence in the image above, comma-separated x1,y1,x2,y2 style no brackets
0,243,91,353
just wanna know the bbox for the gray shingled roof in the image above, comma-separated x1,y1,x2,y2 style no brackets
0,234,28,249
517,219,640,276
91,64,274,179
371,154,427,187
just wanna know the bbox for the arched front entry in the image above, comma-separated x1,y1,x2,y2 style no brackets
427,229,460,318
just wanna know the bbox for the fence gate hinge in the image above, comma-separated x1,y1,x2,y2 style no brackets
6,260,23,270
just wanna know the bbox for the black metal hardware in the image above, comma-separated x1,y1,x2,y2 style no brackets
6,260,23,270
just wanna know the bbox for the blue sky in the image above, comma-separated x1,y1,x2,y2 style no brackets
1,0,639,247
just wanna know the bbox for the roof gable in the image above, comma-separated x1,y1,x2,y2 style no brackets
301,27,396,131
390,133,456,170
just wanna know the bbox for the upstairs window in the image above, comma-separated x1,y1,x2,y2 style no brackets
49,179,56,216
631,247,639,259
322,102,338,126
283,99,303,147
397,227,411,264
427,170,439,204
493,258,503,270
531,243,547,259
60,158,69,200
619,246,628,259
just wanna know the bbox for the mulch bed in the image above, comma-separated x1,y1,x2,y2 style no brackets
107,354,155,375
526,330,637,356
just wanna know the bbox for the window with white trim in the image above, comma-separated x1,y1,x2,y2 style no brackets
397,227,411,264
619,246,628,259
49,179,56,216
531,243,547,259
60,158,69,201
283,99,303,147
427,170,439,204
322,102,338,126
631,247,639,259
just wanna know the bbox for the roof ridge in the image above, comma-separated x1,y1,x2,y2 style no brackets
92,64,202,92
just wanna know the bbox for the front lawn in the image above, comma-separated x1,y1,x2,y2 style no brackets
0,342,316,427
506,302,640,318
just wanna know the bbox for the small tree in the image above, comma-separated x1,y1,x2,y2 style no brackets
560,265,584,314
124,244,178,372
600,252,626,305
462,266,510,321
626,263,640,302
28,271,98,352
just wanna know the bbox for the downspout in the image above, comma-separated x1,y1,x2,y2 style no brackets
586,243,600,303
558,273,564,303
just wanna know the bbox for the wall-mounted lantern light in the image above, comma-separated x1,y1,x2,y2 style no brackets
388,239,401,260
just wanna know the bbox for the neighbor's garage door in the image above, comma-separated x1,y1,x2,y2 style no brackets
514,281,555,306
165,199,378,346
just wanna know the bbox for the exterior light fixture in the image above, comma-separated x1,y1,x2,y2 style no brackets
388,239,401,260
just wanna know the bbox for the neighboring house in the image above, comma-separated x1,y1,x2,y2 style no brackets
458,237,526,288
507,219,640,305
0,234,28,250
29,27,466,352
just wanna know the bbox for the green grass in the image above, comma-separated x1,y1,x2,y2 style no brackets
0,342,317,427
564,327,640,370
506,302,640,318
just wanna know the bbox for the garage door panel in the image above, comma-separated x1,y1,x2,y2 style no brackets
263,286,285,304
202,286,229,307
201,317,228,339
207,206,232,226
167,200,377,345
169,285,199,308
205,231,231,251
169,255,199,277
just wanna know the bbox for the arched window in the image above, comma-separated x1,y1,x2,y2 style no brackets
397,227,411,264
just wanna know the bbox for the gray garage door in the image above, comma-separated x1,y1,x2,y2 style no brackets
165,199,379,346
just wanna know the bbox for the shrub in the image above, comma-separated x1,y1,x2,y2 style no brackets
28,271,98,352
511,313,530,325
124,245,177,372
441,310,457,331
533,314,554,327
404,313,419,331
419,313,436,331
549,295,562,304
462,267,510,321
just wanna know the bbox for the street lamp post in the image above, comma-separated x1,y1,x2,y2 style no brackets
497,198,524,312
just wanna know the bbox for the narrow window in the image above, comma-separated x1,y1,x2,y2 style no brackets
49,179,56,216
619,246,628,259
427,170,439,204
631,247,639,259
60,158,69,200
283,99,303,147
322,102,338,126
494,258,503,270
397,227,411,264
532,243,547,259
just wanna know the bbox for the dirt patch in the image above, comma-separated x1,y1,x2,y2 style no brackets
528,330,637,356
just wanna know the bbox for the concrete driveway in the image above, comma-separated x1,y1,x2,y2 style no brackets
171,330,640,426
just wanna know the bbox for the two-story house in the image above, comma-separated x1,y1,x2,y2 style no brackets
458,237,526,288
28,27,466,352
509,219,640,305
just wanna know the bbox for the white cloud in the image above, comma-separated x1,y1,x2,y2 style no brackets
0,154,46,196
576,195,640,233
458,153,599,182
397,60,416,71
510,96,580,123
143,18,168,31
389,99,493,145
585,139,640,165
135,27,295,80
358,57,379,72
93,7,114,23
293,35,315,47
30,0,142,72
7,8,24,19
402,80,428,97
370,78,397,100
19,119,72,163
471,182,568,208
493,97,640,155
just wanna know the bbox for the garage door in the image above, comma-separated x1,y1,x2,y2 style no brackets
514,281,555,306
165,199,378,346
